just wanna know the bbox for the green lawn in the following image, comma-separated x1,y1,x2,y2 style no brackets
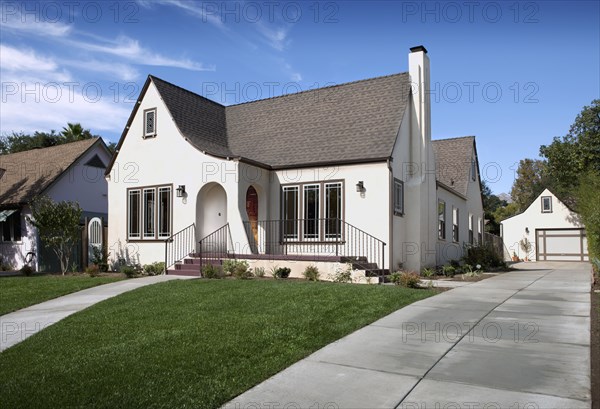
0,275,124,316
0,279,435,408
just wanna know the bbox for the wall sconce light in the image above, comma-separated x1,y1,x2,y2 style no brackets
176,185,186,197
525,227,529,234
356,181,365,193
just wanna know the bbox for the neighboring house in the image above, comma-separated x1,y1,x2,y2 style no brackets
106,46,484,279
501,188,589,262
0,139,112,271
433,136,485,266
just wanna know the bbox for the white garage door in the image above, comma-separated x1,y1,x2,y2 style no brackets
536,229,589,262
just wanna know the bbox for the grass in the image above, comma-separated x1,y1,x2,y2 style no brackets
0,279,435,408
0,274,125,316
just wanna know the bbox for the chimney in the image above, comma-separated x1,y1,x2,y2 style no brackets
408,45,431,165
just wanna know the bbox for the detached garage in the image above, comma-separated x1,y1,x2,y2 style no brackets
501,189,589,262
536,228,588,262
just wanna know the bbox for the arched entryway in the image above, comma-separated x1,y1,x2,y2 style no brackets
246,186,259,246
196,183,228,242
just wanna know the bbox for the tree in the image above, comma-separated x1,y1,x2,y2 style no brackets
481,180,507,234
576,172,600,266
27,196,82,275
0,123,99,154
540,99,600,206
493,202,520,223
510,159,547,212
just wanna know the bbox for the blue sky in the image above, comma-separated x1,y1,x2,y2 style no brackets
1,0,599,194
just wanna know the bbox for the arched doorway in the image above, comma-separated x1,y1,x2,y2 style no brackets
196,183,227,242
246,186,259,246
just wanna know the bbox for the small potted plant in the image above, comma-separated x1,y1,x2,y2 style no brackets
512,251,519,262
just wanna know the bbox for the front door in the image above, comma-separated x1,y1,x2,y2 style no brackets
246,186,258,245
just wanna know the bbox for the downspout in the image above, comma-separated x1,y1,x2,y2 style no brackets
387,158,393,272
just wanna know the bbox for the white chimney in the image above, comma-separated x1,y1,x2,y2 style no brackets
408,45,431,165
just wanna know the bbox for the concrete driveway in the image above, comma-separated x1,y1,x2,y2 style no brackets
226,262,592,408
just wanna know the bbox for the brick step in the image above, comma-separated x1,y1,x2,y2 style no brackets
167,269,201,277
183,258,224,265
173,263,201,272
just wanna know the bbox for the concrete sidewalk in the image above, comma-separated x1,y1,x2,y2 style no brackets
226,262,592,408
0,274,195,352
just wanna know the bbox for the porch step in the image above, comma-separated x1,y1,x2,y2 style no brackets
167,269,201,277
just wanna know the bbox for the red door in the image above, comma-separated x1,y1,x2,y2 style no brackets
246,187,258,244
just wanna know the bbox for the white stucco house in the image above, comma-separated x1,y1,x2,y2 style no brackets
501,188,589,262
106,46,484,279
0,139,112,271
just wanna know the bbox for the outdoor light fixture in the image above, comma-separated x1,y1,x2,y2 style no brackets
525,227,529,234
176,185,186,197
356,181,365,193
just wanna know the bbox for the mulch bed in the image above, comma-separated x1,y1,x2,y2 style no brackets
424,273,499,283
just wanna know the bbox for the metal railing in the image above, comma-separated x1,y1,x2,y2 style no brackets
198,223,233,273
164,223,196,272
243,218,386,277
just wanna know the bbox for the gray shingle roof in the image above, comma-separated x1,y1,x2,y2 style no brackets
432,136,476,197
0,139,101,206
149,73,410,168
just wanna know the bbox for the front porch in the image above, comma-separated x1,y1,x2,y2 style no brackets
165,218,387,281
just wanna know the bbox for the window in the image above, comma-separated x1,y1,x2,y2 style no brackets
281,181,344,242
471,158,477,181
468,214,474,245
478,217,483,244
0,209,21,242
144,108,156,138
438,200,446,240
128,185,171,240
452,207,459,242
143,188,156,238
128,190,141,239
158,187,171,238
282,186,299,240
325,182,342,239
303,184,320,240
394,179,404,215
541,196,552,213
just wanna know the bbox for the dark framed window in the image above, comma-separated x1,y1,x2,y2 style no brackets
438,200,446,240
452,207,459,242
325,182,342,239
478,217,483,244
468,214,474,245
128,185,171,240
471,159,477,181
281,181,344,242
0,209,22,242
303,184,320,240
541,196,552,213
394,179,404,216
143,108,157,138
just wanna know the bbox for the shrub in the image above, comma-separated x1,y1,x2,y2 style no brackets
269,265,279,279
275,267,291,279
254,267,266,278
143,262,165,276
233,261,253,279
0,256,13,271
120,265,139,278
450,259,460,268
390,271,421,288
421,267,435,277
330,265,353,283
85,264,100,277
20,265,34,276
442,265,456,277
462,243,506,270
303,265,320,281
202,264,223,279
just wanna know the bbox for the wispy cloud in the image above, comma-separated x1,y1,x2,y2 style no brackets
64,35,215,71
0,45,71,82
255,22,290,51
0,10,72,37
146,0,226,30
